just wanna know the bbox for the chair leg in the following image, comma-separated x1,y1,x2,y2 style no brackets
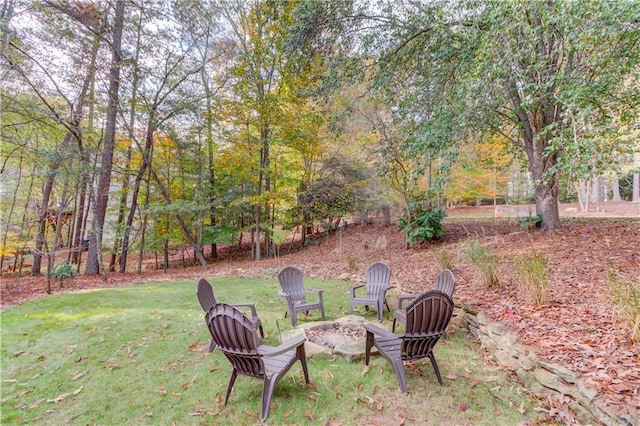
391,318,397,333
364,332,374,366
297,345,310,384
258,324,265,339
209,339,217,352
390,359,408,394
261,375,277,420
428,353,444,385
224,369,238,405
319,305,326,321
291,310,297,327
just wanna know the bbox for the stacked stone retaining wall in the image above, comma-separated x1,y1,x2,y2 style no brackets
455,303,638,426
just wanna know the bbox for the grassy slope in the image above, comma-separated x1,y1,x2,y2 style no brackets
1,277,548,425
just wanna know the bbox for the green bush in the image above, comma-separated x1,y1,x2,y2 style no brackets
458,240,500,288
515,250,549,305
519,214,543,230
49,261,77,285
397,207,446,246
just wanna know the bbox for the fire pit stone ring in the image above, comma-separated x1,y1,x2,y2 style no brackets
279,315,378,362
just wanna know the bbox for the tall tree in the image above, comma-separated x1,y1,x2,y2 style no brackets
298,0,640,231
84,0,124,276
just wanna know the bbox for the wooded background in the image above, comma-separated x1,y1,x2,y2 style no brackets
1,0,639,277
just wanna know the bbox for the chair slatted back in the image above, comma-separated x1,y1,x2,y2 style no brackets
208,303,263,378
433,269,456,298
197,278,217,312
402,290,453,361
365,262,391,298
278,266,306,305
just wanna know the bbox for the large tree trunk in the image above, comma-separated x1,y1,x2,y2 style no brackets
633,173,640,203
611,177,622,202
85,0,124,276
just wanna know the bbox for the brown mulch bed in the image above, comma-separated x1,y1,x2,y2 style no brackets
2,213,639,419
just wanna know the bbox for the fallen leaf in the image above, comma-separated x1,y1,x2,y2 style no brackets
446,373,458,380
157,387,167,395
459,402,468,411
36,354,46,362
144,412,153,417
189,342,198,350
13,351,25,357
468,378,481,388
181,382,189,390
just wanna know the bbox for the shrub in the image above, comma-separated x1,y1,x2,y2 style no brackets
49,261,77,285
515,250,549,305
519,214,543,230
397,207,446,246
608,270,640,342
458,240,499,287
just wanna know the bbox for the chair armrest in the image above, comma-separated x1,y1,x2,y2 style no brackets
231,302,258,318
307,288,324,303
363,323,396,339
258,334,307,357
278,291,292,300
396,294,415,310
349,283,366,298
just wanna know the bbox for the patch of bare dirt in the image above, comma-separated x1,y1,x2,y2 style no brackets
1,203,639,419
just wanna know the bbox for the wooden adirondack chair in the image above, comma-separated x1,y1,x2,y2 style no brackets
196,278,264,351
207,303,311,420
392,269,456,332
277,266,325,327
349,261,392,322
364,290,454,394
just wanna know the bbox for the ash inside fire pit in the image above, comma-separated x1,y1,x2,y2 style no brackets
305,322,365,348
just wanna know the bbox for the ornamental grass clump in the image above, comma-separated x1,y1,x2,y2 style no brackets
434,249,453,270
515,250,549,305
608,270,640,342
458,240,500,288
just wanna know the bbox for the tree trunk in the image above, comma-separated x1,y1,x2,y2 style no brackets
633,173,639,203
611,177,622,202
32,133,73,276
85,0,125,276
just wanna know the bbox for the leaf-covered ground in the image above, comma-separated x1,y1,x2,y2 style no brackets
2,202,639,420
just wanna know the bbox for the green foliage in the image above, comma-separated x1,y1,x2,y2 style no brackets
299,177,354,223
608,270,640,342
49,261,77,284
397,206,446,246
458,240,500,288
515,250,549,305
519,214,543,230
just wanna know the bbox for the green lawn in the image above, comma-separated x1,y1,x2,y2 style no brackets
1,276,549,425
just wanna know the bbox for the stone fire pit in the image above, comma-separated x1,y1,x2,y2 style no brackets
280,315,377,362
